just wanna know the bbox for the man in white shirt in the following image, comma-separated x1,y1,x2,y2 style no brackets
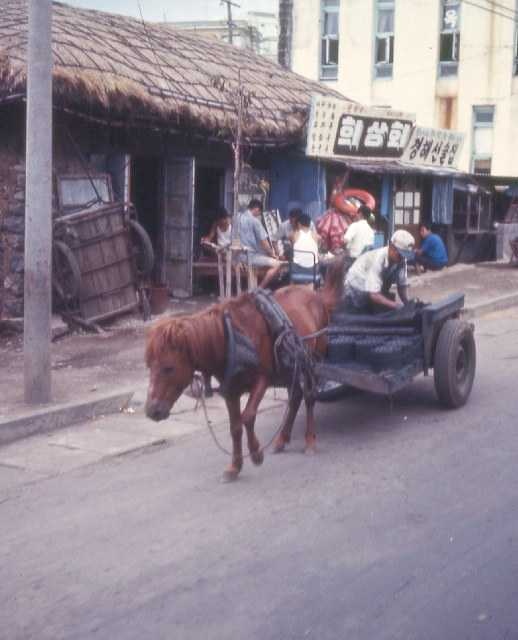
343,205,375,259
344,229,415,313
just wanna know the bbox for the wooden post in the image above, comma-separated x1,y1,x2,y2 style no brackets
225,248,232,298
217,251,225,301
221,0,240,45
24,0,53,404
231,69,244,246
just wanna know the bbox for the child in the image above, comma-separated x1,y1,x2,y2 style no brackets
293,212,319,269
201,208,232,248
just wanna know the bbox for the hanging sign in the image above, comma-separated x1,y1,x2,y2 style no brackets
306,95,415,160
400,126,465,169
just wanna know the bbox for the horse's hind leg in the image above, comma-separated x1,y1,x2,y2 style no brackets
273,384,303,453
304,397,317,455
223,395,243,482
242,376,269,466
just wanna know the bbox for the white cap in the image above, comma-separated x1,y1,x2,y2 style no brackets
390,229,415,259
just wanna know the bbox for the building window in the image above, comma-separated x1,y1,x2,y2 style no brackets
374,0,395,78
320,0,340,80
394,177,421,227
472,106,494,175
453,188,492,232
439,0,460,77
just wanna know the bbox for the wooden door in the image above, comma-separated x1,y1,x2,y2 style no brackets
163,158,195,298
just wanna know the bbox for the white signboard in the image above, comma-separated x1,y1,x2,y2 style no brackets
401,126,465,169
306,96,415,160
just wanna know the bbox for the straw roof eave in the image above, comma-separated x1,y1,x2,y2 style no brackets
0,0,351,144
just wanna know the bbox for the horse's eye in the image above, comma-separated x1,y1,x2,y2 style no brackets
162,366,175,375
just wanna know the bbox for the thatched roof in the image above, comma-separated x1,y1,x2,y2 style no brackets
0,0,349,145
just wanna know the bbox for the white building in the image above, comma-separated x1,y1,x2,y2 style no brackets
172,12,278,61
288,0,518,176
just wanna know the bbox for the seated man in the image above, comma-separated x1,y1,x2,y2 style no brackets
414,223,448,271
344,229,415,313
292,212,319,269
239,198,283,289
275,207,317,243
343,204,375,260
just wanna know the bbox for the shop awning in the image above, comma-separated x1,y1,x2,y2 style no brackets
330,157,462,177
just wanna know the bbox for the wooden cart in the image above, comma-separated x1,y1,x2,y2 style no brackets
316,294,476,409
52,202,154,328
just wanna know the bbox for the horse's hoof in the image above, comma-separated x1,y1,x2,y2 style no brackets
222,467,240,483
273,440,286,453
273,435,288,454
250,450,264,466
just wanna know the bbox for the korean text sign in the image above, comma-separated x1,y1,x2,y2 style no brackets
400,126,464,168
306,96,415,159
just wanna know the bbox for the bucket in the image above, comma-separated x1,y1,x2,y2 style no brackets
149,286,169,315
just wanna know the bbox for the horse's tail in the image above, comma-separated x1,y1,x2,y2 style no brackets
320,255,345,313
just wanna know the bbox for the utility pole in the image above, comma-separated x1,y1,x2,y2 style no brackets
220,0,240,45
24,0,53,404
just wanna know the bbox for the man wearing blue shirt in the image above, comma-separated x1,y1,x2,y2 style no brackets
414,223,448,271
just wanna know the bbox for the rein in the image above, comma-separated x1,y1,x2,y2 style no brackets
192,372,298,459
192,288,321,458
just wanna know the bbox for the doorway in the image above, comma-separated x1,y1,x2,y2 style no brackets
194,166,226,258
131,156,163,283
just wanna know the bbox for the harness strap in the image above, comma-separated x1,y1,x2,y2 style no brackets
220,310,260,397
252,289,318,402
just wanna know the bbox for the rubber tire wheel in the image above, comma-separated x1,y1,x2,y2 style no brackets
129,219,154,277
434,319,476,409
52,240,81,304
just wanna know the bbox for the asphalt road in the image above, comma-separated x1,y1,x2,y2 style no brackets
1,310,518,640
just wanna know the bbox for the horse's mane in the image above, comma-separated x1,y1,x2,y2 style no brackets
145,295,255,369
146,262,345,370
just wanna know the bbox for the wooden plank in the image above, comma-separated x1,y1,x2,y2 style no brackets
316,360,424,395
58,203,138,321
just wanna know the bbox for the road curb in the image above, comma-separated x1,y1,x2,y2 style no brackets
0,391,134,447
462,291,518,319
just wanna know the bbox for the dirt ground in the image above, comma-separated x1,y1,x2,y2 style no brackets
0,296,215,418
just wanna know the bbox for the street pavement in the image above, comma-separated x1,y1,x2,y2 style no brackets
1,309,518,639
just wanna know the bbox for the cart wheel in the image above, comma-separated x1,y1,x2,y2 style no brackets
52,240,81,305
434,319,476,408
129,219,154,277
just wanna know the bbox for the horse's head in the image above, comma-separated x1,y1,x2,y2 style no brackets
145,318,196,421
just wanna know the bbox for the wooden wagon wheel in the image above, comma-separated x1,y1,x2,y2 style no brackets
52,240,81,306
129,219,154,278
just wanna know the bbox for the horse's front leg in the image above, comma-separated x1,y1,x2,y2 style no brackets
273,384,303,453
223,394,243,482
242,375,269,466
304,397,317,455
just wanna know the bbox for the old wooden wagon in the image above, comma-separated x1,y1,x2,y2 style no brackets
52,175,154,328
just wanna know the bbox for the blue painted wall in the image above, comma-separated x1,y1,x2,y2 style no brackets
269,154,326,221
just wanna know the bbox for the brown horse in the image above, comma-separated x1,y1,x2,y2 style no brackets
145,258,344,481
